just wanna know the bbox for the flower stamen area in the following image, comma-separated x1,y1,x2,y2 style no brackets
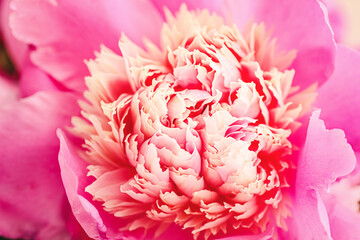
71,5,316,240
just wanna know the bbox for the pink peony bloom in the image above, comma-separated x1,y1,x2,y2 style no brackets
69,6,318,239
0,0,359,239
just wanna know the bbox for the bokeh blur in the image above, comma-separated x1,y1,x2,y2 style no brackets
333,0,360,48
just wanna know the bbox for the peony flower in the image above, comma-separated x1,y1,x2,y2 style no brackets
0,0,359,239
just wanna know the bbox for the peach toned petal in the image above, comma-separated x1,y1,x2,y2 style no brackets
68,5,318,239
226,0,336,89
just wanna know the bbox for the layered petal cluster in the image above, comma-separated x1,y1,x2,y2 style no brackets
71,6,316,239
1,0,360,240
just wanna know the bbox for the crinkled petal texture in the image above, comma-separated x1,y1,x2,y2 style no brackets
3,0,353,239
8,0,335,93
150,0,225,17
280,110,357,240
224,0,336,89
0,90,79,240
10,0,164,91
58,4,326,240
58,130,193,240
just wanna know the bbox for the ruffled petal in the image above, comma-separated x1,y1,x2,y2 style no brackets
215,224,274,240
225,0,336,88
297,110,356,188
316,45,360,151
0,91,79,240
59,130,141,240
10,0,163,91
150,0,225,17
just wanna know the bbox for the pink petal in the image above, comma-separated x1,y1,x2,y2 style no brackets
19,61,64,98
150,0,225,17
59,131,194,240
58,130,143,240
58,130,110,240
325,0,345,43
155,224,193,240
298,110,356,188
215,224,274,240
324,196,360,240
0,91,79,240
0,73,19,105
283,110,356,239
316,45,360,151
0,0,28,69
281,189,332,240
66,212,94,240
226,0,336,88
10,0,163,92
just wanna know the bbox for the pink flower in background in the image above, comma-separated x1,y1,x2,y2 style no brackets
0,0,360,239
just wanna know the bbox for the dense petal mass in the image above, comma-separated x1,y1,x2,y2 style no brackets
10,0,163,91
66,5,318,239
58,130,192,240
1,0,358,240
225,0,336,89
316,45,360,151
0,91,79,239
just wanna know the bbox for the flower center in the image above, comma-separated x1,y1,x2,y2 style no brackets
71,5,316,239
